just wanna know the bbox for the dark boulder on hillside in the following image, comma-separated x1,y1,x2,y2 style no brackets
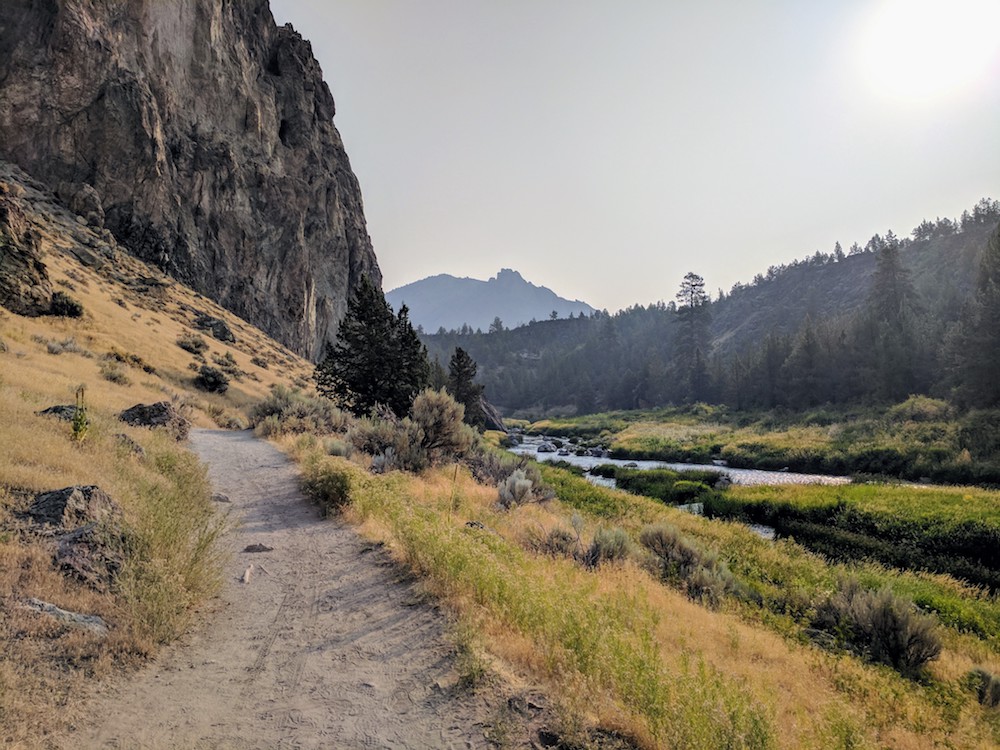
0,181,52,316
479,396,507,433
0,0,380,360
37,404,83,422
28,486,123,529
195,314,237,343
119,401,191,440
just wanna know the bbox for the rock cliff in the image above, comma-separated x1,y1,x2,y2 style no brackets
0,0,380,359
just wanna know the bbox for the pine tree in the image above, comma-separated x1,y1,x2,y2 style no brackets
955,223,1000,406
446,347,485,428
860,243,920,400
674,272,711,403
315,276,429,416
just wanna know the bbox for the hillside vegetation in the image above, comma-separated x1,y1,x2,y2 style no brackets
0,172,313,746
423,201,1000,419
247,392,1000,748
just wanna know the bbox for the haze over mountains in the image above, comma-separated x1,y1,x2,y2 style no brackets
386,268,596,333
422,202,1000,417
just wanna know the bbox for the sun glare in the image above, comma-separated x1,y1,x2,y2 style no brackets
856,0,1000,104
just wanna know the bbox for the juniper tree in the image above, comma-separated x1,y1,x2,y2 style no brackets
315,276,429,416
446,346,485,428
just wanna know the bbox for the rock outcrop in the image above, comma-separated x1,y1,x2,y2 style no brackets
0,0,380,359
119,401,191,440
0,180,52,315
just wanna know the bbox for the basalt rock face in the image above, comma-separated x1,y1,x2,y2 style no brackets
0,0,380,359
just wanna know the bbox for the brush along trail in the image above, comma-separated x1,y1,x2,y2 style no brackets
65,430,510,749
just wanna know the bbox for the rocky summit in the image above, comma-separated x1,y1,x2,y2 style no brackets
0,0,380,360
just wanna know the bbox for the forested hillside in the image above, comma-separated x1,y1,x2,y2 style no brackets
423,199,1000,417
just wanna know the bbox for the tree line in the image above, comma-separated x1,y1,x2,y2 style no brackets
421,199,1000,416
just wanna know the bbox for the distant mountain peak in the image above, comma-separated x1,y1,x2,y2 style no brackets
386,269,595,333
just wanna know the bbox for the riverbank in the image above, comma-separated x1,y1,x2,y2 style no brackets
522,398,1000,486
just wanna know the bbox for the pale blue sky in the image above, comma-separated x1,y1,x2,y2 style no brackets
270,0,1000,312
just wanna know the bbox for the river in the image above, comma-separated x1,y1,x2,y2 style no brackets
509,436,850,487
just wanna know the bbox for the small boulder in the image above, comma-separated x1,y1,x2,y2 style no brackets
57,182,105,229
479,395,507,433
0,338,7,353
55,522,125,592
114,432,146,458
194,313,236,343
36,404,84,421
119,401,190,440
21,598,110,637
28,485,123,528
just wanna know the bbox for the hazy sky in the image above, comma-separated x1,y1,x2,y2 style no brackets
270,0,1000,313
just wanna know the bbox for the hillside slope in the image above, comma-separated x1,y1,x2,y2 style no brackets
387,268,595,332
0,159,315,745
0,0,379,360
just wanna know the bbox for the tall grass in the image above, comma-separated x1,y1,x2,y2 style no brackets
293,447,775,749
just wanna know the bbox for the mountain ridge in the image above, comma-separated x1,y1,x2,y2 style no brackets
387,268,595,332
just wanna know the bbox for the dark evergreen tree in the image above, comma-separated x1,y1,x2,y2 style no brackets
859,243,920,400
447,347,485,427
674,272,711,402
954,223,1000,406
315,276,429,416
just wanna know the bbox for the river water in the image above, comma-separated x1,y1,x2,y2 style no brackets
509,436,850,487
509,436,850,541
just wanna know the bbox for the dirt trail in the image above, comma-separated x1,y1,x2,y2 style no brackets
67,429,507,749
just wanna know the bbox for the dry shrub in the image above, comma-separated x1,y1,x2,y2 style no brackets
812,578,941,676
99,360,130,385
639,523,737,608
530,525,579,558
583,526,632,569
498,469,533,508
971,667,1000,708
410,388,475,463
176,332,208,355
250,385,350,436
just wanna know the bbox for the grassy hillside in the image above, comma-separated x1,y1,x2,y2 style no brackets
0,176,313,746
268,419,1000,749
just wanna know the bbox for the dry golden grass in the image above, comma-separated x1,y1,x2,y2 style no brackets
287,437,1000,749
0,203,315,746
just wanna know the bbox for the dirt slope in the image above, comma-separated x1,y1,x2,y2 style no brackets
63,430,503,749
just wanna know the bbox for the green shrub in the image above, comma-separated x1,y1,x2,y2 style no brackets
176,332,208,355
971,667,1000,708
194,365,229,393
639,523,736,607
250,385,350,435
498,469,533,508
301,459,352,514
583,526,631,569
349,417,399,456
250,355,270,369
812,578,941,676
324,438,353,458
669,479,710,503
887,395,951,423
99,360,130,385
410,388,475,464
49,290,83,317
530,526,579,557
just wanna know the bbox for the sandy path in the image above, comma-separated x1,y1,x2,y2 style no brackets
69,429,504,749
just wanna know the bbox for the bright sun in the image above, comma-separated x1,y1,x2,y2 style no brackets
856,0,1000,104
